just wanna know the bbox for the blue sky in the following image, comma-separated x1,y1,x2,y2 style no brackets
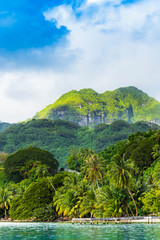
0,0,160,122
0,0,68,50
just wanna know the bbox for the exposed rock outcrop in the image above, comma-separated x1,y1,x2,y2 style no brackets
34,87,160,126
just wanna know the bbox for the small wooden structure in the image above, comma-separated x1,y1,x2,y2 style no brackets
72,216,160,224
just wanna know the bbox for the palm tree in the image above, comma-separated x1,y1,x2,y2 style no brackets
63,172,80,191
152,144,160,160
53,174,88,218
153,163,160,186
27,161,49,179
28,162,56,191
82,151,104,194
79,187,96,218
53,187,77,217
109,154,138,216
95,185,131,218
0,188,12,219
34,164,49,178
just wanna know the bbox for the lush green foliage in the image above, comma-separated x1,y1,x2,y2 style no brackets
67,148,91,171
34,87,160,124
4,146,58,182
120,132,156,171
142,188,160,214
0,169,8,188
33,204,57,222
10,178,55,220
0,126,160,220
108,154,138,216
0,119,157,167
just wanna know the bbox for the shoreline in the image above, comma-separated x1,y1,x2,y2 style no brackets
72,216,160,224
1,217,160,224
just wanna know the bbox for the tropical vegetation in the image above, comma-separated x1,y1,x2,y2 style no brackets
34,87,160,125
0,125,160,220
0,118,158,167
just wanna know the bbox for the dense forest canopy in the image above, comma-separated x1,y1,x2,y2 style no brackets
4,146,59,182
0,126,160,220
0,119,158,167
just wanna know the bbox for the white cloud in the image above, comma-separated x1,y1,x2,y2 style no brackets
1,0,160,122
0,70,57,122
44,0,160,102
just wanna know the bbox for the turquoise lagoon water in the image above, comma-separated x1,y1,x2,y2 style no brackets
0,222,160,240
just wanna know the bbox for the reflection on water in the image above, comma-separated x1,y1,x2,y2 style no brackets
0,222,160,240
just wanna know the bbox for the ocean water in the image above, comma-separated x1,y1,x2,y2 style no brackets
0,222,160,240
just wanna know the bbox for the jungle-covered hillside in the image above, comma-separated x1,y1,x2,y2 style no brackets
0,118,158,167
34,87,160,126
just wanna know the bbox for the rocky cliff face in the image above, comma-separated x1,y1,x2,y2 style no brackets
34,87,160,126
54,111,106,126
46,106,134,126
149,119,160,125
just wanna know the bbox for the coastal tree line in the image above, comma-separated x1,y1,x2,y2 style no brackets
0,127,160,221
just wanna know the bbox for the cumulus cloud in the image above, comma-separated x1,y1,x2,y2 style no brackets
0,70,59,122
44,0,160,101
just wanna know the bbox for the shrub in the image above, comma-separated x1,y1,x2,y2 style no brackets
10,178,54,220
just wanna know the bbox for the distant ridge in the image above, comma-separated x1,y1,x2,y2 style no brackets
0,122,13,133
34,86,160,126
0,119,158,167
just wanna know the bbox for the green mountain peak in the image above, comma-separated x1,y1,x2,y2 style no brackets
34,86,160,126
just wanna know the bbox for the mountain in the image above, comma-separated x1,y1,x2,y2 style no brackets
0,122,14,133
0,118,158,167
34,86,160,126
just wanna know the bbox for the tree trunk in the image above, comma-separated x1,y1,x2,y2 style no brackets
92,183,97,198
126,207,129,217
96,178,100,193
127,186,138,217
4,207,7,219
125,200,134,217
